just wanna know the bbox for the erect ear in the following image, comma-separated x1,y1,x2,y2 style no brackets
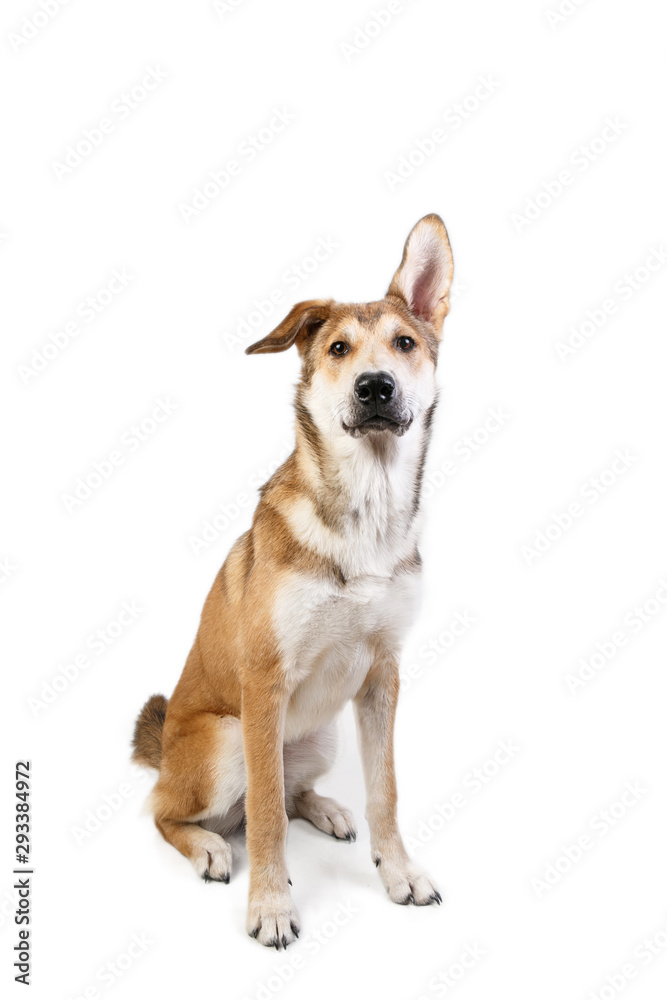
386,214,454,336
245,299,332,355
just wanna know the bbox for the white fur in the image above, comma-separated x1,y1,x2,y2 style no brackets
193,716,246,822
277,407,429,742
277,569,419,742
196,724,340,830
285,454,423,580
273,312,437,742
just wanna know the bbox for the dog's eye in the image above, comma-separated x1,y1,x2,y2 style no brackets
329,341,349,356
396,336,415,352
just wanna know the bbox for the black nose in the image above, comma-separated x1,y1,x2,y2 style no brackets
354,371,395,406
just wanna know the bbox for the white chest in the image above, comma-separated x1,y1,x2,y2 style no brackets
277,570,420,742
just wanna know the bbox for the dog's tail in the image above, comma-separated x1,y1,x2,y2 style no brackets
131,694,168,769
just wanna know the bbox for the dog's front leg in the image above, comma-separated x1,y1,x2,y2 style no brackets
354,655,442,906
242,681,300,948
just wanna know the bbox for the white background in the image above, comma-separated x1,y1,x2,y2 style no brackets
2,0,667,997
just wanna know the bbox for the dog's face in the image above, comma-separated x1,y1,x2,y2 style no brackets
246,215,453,446
297,298,437,440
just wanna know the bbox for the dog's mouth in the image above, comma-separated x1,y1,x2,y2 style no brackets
342,414,412,437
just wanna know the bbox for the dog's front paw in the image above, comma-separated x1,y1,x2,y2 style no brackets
374,851,442,906
247,894,301,949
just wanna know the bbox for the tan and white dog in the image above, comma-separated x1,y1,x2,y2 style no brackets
132,214,454,948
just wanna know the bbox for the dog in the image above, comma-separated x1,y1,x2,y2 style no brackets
132,214,454,948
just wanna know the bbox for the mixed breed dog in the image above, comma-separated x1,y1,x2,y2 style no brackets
133,214,454,948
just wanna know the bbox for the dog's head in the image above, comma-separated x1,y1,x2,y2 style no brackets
246,214,453,445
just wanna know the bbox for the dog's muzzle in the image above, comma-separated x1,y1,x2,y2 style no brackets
342,370,412,436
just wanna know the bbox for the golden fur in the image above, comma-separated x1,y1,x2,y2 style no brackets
132,214,454,947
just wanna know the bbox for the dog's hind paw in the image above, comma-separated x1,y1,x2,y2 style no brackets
191,832,232,883
294,790,357,842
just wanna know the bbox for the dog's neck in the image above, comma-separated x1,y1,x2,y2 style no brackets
286,406,435,579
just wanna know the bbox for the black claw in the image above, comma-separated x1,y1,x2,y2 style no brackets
288,878,292,886
432,891,442,904
251,927,259,939
204,870,230,884
282,935,288,949
374,857,381,867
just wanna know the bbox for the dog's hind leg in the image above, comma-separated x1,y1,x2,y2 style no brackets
151,713,246,882
284,725,357,842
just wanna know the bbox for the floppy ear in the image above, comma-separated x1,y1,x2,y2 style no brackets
245,299,332,355
387,214,454,336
